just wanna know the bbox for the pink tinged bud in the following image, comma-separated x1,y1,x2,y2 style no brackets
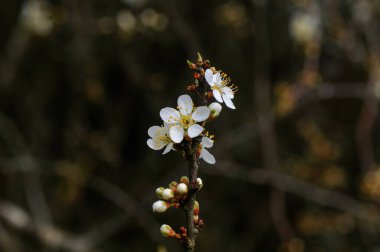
197,178,203,189
160,224,175,237
162,188,174,200
180,176,189,185
194,201,200,215
152,200,169,213
156,187,165,199
169,181,178,191
177,183,188,195
169,181,178,187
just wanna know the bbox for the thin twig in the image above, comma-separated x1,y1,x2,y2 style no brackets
184,141,200,252
182,57,208,251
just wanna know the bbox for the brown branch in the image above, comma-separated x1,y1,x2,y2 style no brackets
203,162,380,226
252,0,294,241
182,55,207,252
354,5,380,173
184,141,200,252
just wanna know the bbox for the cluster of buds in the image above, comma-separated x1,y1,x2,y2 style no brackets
152,176,203,214
153,176,204,241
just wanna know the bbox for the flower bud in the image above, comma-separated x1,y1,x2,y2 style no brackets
177,183,188,195
187,60,196,70
152,200,169,213
197,178,203,189
209,102,222,118
155,187,165,199
169,181,178,191
197,52,203,64
194,201,200,215
202,60,210,68
162,188,174,200
180,176,189,185
160,224,175,237
193,214,199,221
193,72,201,79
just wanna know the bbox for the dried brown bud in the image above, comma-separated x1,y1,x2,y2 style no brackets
197,219,204,229
202,60,210,68
207,91,213,100
180,176,189,185
187,84,197,92
193,72,201,79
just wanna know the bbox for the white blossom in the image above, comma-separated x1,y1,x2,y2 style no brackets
147,125,174,154
199,137,216,164
160,95,210,143
205,69,236,109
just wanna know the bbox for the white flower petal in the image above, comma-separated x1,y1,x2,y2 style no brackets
222,94,236,109
222,86,234,99
205,69,214,86
169,125,184,143
200,148,216,164
147,139,166,150
148,126,161,138
201,137,213,148
177,95,193,115
213,90,223,103
162,142,173,154
191,106,210,122
160,108,180,124
188,124,203,138
213,72,222,87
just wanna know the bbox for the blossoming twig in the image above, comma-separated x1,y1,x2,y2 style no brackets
147,52,237,251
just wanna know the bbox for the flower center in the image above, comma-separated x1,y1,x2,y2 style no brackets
179,114,194,129
157,134,170,143
156,128,171,143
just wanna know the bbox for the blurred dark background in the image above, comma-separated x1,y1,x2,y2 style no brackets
1,0,380,251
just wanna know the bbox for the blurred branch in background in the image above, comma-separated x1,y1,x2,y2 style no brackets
203,161,380,226
252,0,294,242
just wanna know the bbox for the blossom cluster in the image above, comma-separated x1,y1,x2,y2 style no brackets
147,59,237,165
